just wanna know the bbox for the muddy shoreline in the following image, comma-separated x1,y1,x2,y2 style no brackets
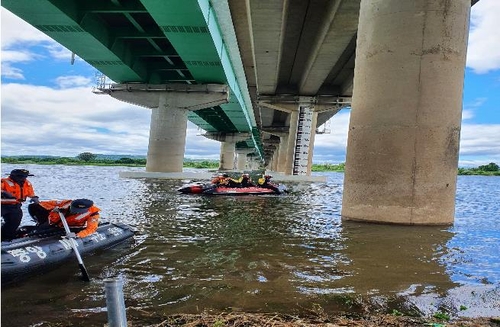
125,310,499,327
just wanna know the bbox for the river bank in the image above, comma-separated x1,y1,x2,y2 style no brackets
125,311,499,326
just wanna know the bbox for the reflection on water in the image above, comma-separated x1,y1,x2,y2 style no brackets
1,164,499,326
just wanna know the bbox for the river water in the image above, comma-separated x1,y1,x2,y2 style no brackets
1,163,499,326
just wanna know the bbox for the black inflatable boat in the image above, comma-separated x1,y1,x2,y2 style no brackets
1,222,135,285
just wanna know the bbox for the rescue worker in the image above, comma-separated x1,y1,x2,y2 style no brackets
28,198,100,238
212,173,239,187
1,169,39,241
211,173,229,186
237,173,255,187
257,174,273,187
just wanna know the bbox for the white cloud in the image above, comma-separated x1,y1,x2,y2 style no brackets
1,8,53,48
462,97,487,120
55,75,93,89
311,109,500,167
1,49,42,80
1,49,37,63
0,83,221,158
459,123,500,166
1,63,25,80
467,0,500,73
460,123,500,155
461,110,474,121
312,111,350,163
46,43,74,62
1,83,150,156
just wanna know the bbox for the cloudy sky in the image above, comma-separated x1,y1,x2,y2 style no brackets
1,1,500,167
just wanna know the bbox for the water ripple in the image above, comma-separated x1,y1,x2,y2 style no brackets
1,164,499,326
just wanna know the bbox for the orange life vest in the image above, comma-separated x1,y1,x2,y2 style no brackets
1,177,35,205
41,200,101,238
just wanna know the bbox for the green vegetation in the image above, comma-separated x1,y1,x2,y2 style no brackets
432,310,450,321
2,154,499,176
183,160,219,169
311,162,345,172
458,162,500,176
391,309,404,316
313,161,500,176
1,155,147,167
76,152,97,162
1,153,221,168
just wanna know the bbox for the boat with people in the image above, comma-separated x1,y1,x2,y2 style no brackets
178,183,287,195
178,173,287,195
1,222,136,286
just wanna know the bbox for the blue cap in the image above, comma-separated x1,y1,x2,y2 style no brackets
70,199,93,213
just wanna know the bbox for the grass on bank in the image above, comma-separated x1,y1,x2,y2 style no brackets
1,155,499,176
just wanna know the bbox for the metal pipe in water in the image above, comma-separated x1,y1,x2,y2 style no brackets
104,278,128,327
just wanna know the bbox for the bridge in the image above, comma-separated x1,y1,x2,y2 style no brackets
2,0,476,225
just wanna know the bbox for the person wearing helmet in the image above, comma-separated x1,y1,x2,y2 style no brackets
226,173,242,187
211,173,229,186
212,173,239,187
238,173,254,187
1,169,39,241
28,198,100,238
257,174,273,187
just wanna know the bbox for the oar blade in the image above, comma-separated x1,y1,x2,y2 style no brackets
79,263,91,282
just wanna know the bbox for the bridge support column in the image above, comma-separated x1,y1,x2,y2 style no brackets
260,99,320,176
146,98,188,172
249,156,262,170
271,150,279,172
285,110,299,175
236,149,254,171
276,135,289,173
204,132,251,171
100,83,229,173
342,0,470,225
285,107,318,176
220,142,236,170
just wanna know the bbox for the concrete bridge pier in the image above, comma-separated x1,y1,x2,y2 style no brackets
271,150,279,172
101,83,230,173
276,135,290,173
248,156,263,170
220,141,236,170
342,0,471,225
204,132,251,170
146,96,188,173
285,110,299,175
236,149,254,170
261,128,289,174
260,100,320,176
277,104,318,176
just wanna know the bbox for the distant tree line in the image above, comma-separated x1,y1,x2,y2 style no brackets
458,162,500,176
312,162,500,176
1,153,219,168
311,163,345,172
1,153,147,167
1,153,499,175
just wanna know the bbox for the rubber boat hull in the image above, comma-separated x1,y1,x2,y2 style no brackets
178,183,287,195
1,222,135,285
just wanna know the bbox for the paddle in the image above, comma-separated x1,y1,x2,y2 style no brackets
55,208,90,282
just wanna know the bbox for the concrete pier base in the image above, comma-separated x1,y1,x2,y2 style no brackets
342,0,470,225
146,95,188,173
